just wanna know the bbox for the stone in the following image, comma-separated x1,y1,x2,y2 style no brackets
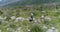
10,16,16,20
0,29,1,32
15,17,25,22
45,16,51,21
43,25,47,29
27,29,30,32
46,27,58,32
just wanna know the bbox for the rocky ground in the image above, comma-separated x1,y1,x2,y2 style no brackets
0,5,60,32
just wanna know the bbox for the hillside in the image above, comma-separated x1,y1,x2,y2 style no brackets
0,0,60,32
1,0,60,7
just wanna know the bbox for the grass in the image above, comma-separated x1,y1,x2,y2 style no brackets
0,5,60,32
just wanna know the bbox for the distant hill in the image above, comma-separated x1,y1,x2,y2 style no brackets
1,0,60,7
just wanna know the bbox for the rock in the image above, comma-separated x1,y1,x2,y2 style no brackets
46,27,58,32
27,29,30,32
43,25,47,29
16,27,22,32
0,16,4,20
10,16,16,20
7,28,15,32
45,16,51,21
15,17,25,22
47,29,53,32
0,29,1,32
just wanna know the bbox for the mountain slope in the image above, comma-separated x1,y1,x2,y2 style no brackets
1,0,60,7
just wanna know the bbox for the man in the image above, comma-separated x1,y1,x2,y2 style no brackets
29,12,34,22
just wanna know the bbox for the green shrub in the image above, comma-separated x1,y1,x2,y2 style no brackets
30,25,44,32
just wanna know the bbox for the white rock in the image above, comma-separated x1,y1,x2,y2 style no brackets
51,27,58,32
25,17,30,21
31,13,34,16
4,16,7,19
43,25,47,29
17,27,21,31
45,16,51,21
16,27,21,32
25,18,29,20
51,27,55,29
0,29,1,32
34,20,37,23
47,29,53,32
41,15,44,18
0,16,3,20
0,16,7,20
15,17,25,22
42,11,46,13
47,27,58,32
7,28,15,32
27,29,30,32
10,16,16,20
33,18,35,20
0,16,5,23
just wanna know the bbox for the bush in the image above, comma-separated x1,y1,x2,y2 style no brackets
30,25,44,32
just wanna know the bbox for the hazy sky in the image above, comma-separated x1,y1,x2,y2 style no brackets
0,0,20,6
0,0,2,1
